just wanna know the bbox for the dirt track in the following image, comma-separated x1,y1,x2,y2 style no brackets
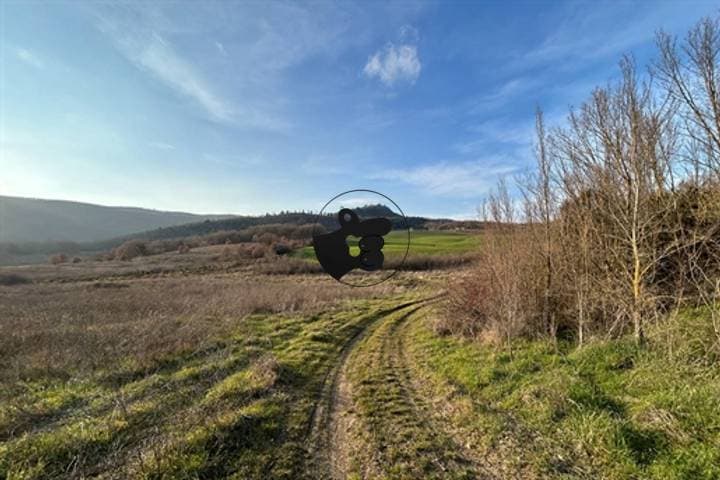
304,295,494,480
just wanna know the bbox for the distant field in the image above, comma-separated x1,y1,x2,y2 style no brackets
294,230,481,260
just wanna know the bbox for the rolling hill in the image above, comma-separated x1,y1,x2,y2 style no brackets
0,196,233,243
118,204,437,243
0,198,485,266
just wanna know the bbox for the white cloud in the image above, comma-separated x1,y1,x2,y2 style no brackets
453,119,535,154
335,197,378,209
127,32,235,123
372,159,519,197
15,48,44,69
90,6,289,130
149,141,176,150
363,43,421,86
398,24,419,42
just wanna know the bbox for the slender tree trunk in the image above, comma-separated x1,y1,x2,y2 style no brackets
577,290,585,347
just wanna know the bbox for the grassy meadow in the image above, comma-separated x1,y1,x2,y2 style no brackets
0,258,409,479
293,230,481,260
1,231,719,479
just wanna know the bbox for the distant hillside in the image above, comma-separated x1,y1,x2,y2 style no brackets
114,204,439,244
0,202,478,266
0,196,232,243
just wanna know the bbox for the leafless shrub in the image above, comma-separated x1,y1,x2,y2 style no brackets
49,253,68,265
250,244,267,259
99,224,319,260
446,181,540,350
448,15,720,350
253,232,279,245
113,240,147,261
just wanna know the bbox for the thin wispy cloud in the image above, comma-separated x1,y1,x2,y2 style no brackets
14,47,44,69
149,141,176,150
92,9,235,124
215,41,227,57
373,159,519,197
364,43,421,86
454,119,535,155
512,2,700,71
89,4,289,130
137,34,234,122
467,77,537,113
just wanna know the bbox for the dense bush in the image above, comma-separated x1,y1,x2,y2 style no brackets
448,15,720,352
113,240,147,261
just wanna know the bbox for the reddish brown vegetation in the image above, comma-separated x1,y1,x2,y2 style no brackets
447,16,720,350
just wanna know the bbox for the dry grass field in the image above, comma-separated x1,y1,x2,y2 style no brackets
0,248,429,479
2,240,719,479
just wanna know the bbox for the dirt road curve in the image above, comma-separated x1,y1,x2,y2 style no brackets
304,296,495,480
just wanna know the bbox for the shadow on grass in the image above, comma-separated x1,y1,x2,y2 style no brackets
617,424,668,466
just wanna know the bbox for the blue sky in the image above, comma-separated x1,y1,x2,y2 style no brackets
1,1,716,218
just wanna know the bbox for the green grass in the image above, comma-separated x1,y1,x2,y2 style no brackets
4,274,718,479
345,306,477,479
294,230,481,260
0,297,411,479
404,308,720,479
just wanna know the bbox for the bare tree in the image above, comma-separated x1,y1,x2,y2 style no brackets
521,109,559,344
656,16,720,175
555,57,679,344
447,15,720,351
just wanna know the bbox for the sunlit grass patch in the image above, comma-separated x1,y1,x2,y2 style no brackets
0,291,410,479
406,307,720,479
294,230,481,260
204,355,278,403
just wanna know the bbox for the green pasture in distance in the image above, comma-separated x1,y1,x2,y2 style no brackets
293,230,481,260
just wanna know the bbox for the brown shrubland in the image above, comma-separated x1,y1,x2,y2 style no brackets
447,15,720,349
0,273,382,384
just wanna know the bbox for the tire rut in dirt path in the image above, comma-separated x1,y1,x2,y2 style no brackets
339,300,494,479
381,308,494,479
304,296,441,480
391,314,500,479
